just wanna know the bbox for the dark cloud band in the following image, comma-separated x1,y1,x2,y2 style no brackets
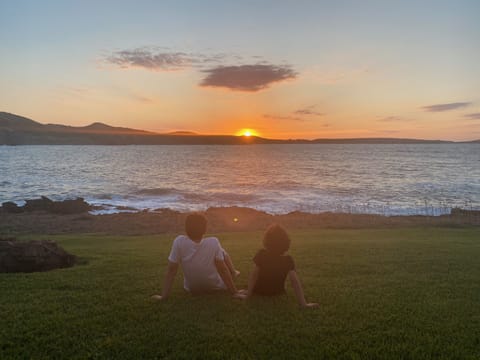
422,102,470,112
464,112,480,120
199,64,297,92
294,106,324,116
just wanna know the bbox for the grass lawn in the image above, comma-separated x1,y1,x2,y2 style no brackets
1,227,480,359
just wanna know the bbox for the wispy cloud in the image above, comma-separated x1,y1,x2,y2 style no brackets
379,116,402,122
421,102,471,112
200,64,297,92
294,105,324,116
378,116,414,122
104,47,228,71
464,112,480,120
263,114,303,121
264,105,324,122
106,48,192,71
130,94,153,103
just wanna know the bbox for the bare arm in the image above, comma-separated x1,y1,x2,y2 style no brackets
215,258,238,295
152,261,178,300
288,270,318,308
246,266,260,297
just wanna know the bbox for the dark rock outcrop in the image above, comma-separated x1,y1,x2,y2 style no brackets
0,239,77,273
2,196,92,214
451,207,480,217
24,196,54,212
50,198,91,214
1,201,24,213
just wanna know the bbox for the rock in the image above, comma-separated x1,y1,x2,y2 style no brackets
0,239,77,273
23,196,53,212
50,197,91,214
2,201,24,213
451,207,480,217
14,196,92,214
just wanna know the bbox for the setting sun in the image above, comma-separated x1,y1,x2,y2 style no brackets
236,128,259,137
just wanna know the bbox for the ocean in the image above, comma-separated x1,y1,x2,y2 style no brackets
1,144,479,215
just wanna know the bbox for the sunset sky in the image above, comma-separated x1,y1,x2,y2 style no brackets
1,0,479,140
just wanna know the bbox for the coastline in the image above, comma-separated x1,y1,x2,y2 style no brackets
1,205,478,236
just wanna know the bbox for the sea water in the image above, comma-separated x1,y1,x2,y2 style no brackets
1,144,478,215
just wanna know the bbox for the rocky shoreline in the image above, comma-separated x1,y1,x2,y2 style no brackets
1,197,479,235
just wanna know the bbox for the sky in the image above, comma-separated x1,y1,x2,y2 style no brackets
1,0,479,140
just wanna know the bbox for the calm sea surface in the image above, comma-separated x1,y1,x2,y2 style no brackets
1,144,479,215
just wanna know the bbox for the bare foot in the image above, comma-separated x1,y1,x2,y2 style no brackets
151,294,163,301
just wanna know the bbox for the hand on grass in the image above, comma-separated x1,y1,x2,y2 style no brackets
151,294,164,301
302,302,319,308
232,290,248,300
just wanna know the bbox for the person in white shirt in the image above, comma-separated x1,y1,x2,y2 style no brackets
152,213,242,299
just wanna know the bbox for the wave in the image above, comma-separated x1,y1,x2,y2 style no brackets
134,188,181,196
186,192,257,203
133,187,257,202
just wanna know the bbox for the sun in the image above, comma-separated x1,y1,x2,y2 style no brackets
236,128,259,137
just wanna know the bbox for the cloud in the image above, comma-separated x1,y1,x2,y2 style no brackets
263,114,303,121
264,105,324,122
294,106,324,116
378,116,414,122
379,116,402,122
131,94,153,103
200,64,297,92
464,112,480,120
106,48,193,71
104,47,298,92
104,47,230,71
421,102,471,112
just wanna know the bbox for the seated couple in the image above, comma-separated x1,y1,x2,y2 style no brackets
152,213,318,307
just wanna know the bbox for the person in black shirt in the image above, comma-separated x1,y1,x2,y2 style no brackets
239,224,318,307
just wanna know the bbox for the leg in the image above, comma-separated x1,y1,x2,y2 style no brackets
223,250,240,278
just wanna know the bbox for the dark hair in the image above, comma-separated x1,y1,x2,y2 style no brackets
185,213,207,240
263,224,291,255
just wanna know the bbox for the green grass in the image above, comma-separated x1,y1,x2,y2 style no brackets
1,227,480,359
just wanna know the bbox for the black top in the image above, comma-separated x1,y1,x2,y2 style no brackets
253,249,295,296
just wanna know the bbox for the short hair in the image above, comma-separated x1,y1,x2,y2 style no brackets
185,213,207,239
263,224,290,255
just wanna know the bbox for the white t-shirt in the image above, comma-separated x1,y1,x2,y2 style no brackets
168,235,226,292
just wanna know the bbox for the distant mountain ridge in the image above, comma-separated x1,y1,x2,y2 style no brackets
1,112,478,145
0,112,153,135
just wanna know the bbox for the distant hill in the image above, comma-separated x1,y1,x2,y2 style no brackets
0,112,44,131
310,138,454,144
0,112,153,135
0,112,250,145
166,131,199,136
0,111,478,145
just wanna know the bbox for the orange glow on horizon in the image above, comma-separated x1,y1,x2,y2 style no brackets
236,128,260,137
